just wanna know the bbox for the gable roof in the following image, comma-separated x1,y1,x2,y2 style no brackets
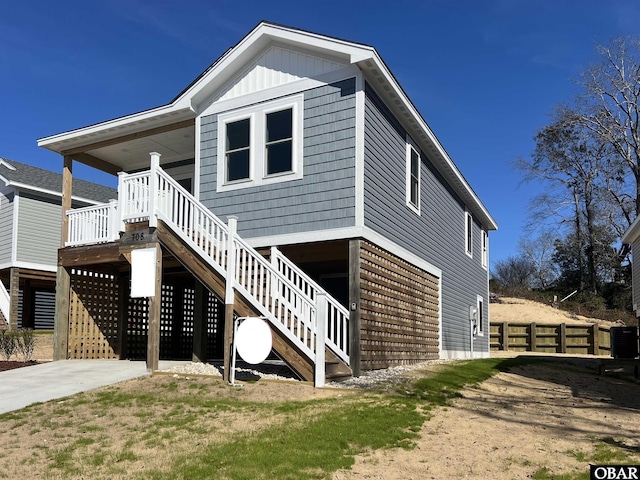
37,21,497,230
0,158,116,204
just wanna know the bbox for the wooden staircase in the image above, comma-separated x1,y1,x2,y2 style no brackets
155,220,350,383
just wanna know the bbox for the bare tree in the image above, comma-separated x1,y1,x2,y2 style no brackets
518,231,558,289
492,256,536,288
577,36,640,217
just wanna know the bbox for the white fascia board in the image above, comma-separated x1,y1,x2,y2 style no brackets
9,182,104,205
12,261,57,273
622,216,640,244
364,51,498,231
243,225,442,278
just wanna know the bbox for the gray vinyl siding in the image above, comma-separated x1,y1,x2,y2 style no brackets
199,78,357,238
0,190,13,264
15,192,61,267
363,83,489,354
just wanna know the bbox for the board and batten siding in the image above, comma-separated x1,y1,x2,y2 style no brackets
0,190,14,265
15,192,61,268
363,82,489,356
199,78,357,238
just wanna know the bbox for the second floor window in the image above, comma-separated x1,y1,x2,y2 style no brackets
406,136,421,214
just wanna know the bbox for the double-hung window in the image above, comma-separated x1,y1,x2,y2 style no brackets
465,211,473,257
405,135,421,214
217,95,303,192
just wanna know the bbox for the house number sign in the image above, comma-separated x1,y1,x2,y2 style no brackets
121,229,156,245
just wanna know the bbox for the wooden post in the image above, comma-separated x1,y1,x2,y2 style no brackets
530,322,537,352
61,156,73,246
591,324,599,355
223,216,238,383
349,239,362,377
502,321,509,351
53,267,70,360
559,323,567,354
8,267,19,331
116,272,129,359
192,280,207,363
146,244,162,372
315,292,327,387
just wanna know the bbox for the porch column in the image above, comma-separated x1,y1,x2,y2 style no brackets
192,280,207,363
223,216,238,383
8,267,20,331
53,156,73,359
147,244,163,372
348,239,362,377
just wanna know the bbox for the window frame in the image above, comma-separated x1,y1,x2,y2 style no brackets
481,229,488,269
465,211,473,258
405,135,421,215
216,94,303,193
476,295,484,336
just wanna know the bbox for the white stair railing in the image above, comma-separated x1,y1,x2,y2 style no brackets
270,247,350,365
0,278,10,323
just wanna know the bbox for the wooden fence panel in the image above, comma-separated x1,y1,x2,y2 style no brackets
490,321,611,356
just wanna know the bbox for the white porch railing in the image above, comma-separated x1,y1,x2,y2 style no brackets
64,158,350,382
66,200,120,247
0,278,9,323
270,247,350,365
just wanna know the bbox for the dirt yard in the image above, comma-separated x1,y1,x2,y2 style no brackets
2,301,640,479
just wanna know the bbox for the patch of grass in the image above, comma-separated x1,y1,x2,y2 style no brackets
532,467,588,480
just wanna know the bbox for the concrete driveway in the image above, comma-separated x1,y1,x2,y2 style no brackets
0,359,188,414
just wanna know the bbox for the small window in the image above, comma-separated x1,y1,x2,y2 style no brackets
405,136,421,214
225,118,251,182
481,230,488,269
265,108,293,175
465,211,473,257
476,295,484,335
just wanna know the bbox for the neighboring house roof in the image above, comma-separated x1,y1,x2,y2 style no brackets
0,158,116,204
37,21,497,230
622,216,640,245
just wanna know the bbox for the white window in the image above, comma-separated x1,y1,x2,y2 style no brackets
476,295,484,335
481,229,488,269
217,94,303,192
405,135,420,214
465,211,473,257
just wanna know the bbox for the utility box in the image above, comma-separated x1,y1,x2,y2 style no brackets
610,326,639,359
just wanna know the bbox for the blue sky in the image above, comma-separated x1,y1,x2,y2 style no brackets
2,0,639,269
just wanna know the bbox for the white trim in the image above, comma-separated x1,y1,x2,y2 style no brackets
438,275,443,357
194,117,202,200
405,135,421,215
244,225,442,278
465,210,473,258
0,261,57,273
10,192,19,265
354,72,365,228
215,94,304,193
622,215,640,244
441,349,490,360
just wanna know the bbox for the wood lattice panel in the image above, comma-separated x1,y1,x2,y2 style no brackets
359,241,440,370
68,269,119,359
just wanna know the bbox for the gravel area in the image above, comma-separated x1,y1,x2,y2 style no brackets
160,358,454,389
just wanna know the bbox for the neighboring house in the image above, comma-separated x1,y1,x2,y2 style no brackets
37,22,497,384
623,219,640,317
0,158,116,330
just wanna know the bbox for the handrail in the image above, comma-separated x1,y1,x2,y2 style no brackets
271,247,350,365
66,200,119,247
0,278,9,323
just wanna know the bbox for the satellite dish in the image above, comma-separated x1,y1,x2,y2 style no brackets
235,317,272,364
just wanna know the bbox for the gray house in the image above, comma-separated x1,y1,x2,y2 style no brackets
37,23,497,383
0,158,115,330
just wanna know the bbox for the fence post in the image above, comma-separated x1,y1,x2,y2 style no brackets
149,152,161,228
502,321,509,351
591,324,599,355
530,322,537,352
315,292,327,388
559,323,567,353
